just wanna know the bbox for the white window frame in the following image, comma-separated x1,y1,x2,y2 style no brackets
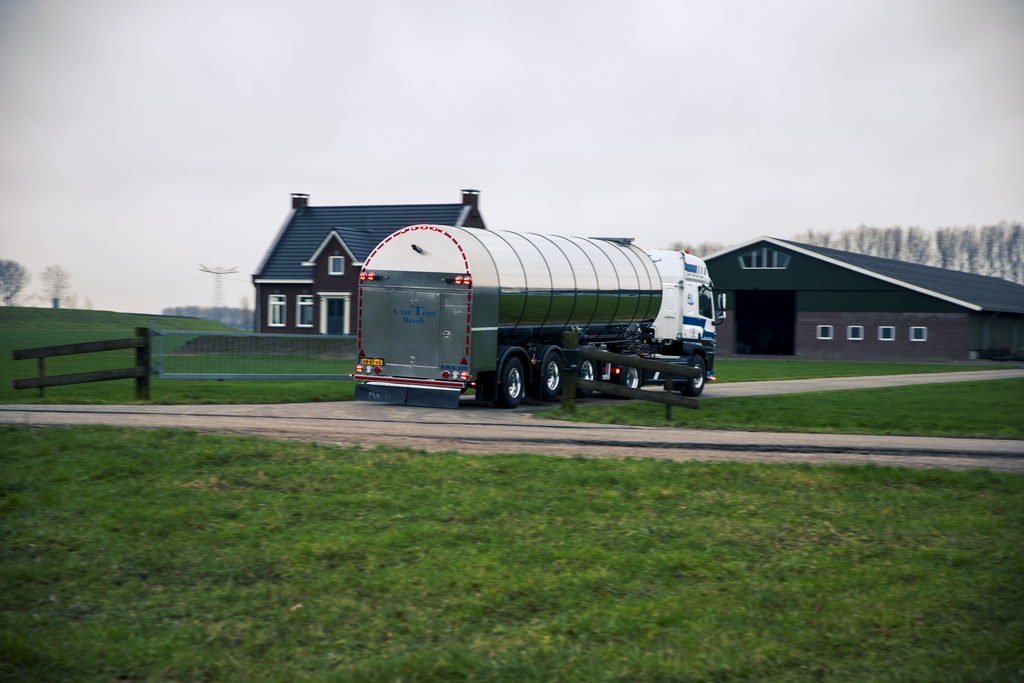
847,325,864,341
296,295,314,327
910,326,928,342
816,325,833,340
328,256,344,275
878,326,895,341
268,295,286,327
738,247,791,270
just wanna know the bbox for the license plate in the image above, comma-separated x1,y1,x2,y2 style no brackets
360,358,384,366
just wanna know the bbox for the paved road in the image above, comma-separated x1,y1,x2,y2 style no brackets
3,367,1022,473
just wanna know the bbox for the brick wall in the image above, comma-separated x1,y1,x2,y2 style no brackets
795,311,970,361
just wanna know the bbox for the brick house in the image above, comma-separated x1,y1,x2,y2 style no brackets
704,237,1024,361
252,190,486,334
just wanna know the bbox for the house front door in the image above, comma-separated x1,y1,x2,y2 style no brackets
327,298,346,335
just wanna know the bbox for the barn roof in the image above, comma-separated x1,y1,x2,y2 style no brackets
708,236,1024,313
254,203,470,281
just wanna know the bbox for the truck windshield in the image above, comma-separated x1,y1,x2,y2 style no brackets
699,288,713,319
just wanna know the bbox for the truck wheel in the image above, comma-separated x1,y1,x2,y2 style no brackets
540,348,563,401
496,357,524,409
618,365,642,390
682,355,706,397
576,359,595,398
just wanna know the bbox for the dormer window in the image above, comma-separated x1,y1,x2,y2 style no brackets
329,256,344,275
739,247,790,269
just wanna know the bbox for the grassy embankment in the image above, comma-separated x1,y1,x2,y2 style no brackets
541,378,1024,440
1,306,1010,409
0,307,356,404
1,425,1021,681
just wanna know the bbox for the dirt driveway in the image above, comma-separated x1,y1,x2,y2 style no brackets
3,387,1022,472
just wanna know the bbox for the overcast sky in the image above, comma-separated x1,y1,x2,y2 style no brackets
1,0,1022,314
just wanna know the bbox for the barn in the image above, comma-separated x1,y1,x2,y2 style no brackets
252,190,486,334
703,237,1024,361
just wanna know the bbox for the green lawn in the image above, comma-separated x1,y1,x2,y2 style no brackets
1,330,356,405
541,379,1024,439
1,426,1021,682
711,359,1007,383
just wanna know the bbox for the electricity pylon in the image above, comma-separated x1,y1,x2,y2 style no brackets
199,265,239,307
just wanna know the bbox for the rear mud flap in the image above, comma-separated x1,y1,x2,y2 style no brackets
355,382,462,409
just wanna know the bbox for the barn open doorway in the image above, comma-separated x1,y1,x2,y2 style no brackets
735,290,795,354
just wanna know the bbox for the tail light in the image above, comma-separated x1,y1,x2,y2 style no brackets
454,275,463,285
613,367,621,375
374,366,381,374
464,276,471,286
442,371,450,379
359,272,366,282
367,272,375,281
356,364,363,373
459,371,468,380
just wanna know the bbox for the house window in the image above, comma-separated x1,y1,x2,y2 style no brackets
910,326,927,342
878,326,895,341
269,295,286,327
329,256,344,275
297,295,314,327
816,325,833,340
738,248,791,269
847,325,864,341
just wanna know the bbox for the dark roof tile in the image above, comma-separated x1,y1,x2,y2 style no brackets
256,204,466,279
778,239,1024,313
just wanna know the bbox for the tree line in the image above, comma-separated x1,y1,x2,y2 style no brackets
161,304,252,329
791,222,1023,284
668,222,1023,285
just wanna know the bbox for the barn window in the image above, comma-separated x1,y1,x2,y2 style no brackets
847,325,864,341
297,295,314,327
910,326,927,342
878,326,895,341
738,248,791,269
816,325,833,340
269,295,286,327
329,256,344,275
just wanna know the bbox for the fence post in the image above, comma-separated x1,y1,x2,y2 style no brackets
37,358,45,398
665,376,673,421
561,331,578,412
136,327,151,400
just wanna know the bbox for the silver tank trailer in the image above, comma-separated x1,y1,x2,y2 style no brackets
357,225,662,380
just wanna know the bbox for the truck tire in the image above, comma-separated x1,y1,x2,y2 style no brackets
617,365,642,390
495,357,525,409
576,359,596,398
539,348,563,401
682,355,705,397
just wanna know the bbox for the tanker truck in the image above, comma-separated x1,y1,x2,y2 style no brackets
352,225,725,409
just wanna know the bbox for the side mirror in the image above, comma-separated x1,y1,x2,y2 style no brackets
713,292,728,325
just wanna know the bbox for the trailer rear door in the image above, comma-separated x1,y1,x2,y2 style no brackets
387,290,440,368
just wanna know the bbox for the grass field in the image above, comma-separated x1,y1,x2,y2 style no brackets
711,358,1007,383
0,306,239,331
0,307,1009,407
1,426,1021,681
540,378,1024,440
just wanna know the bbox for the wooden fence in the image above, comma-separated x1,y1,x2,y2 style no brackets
561,332,702,418
13,327,151,399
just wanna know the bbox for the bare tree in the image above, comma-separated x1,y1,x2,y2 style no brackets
0,260,31,306
41,265,72,307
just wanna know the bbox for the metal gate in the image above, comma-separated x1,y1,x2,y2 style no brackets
153,330,356,380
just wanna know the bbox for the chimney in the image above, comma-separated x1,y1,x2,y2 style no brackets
291,193,309,210
459,189,486,229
